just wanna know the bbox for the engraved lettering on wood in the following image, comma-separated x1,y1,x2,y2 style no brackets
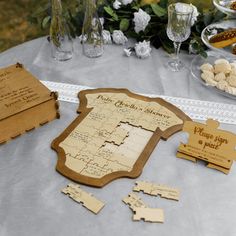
0,64,58,143
122,193,148,211
62,183,105,214
177,119,236,173
133,181,180,201
122,193,164,223
52,89,190,187
0,65,52,121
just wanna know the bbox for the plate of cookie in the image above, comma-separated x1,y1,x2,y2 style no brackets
191,52,236,99
213,0,236,17
201,20,236,58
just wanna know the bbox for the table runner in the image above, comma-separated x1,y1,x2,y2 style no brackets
42,80,236,125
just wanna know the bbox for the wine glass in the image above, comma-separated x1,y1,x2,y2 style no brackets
166,3,193,72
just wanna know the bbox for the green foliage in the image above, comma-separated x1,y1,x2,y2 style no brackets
42,15,51,29
29,0,226,55
150,4,166,17
104,6,119,21
120,18,130,31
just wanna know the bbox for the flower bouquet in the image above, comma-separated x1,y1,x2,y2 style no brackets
29,0,227,58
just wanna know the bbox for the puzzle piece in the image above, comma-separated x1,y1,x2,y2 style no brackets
61,183,105,214
106,124,129,146
123,193,164,223
133,207,164,223
122,193,148,211
64,123,153,179
133,181,180,201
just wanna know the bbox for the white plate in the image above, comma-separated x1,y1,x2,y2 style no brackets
191,52,236,99
201,20,236,58
213,0,236,18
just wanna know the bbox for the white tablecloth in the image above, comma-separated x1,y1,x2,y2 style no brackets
0,37,236,236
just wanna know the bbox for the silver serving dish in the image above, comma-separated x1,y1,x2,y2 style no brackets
191,51,236,99
201,20,236,58
213,0,236,18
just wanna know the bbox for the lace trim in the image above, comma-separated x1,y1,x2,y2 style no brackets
41,80,236,125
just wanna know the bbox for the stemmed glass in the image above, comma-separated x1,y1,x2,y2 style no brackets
166,3,193,72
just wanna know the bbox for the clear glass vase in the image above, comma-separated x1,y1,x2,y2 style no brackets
82,0,103,58
50,0,73,61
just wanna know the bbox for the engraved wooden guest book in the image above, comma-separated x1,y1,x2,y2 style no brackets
52,88,190,187
0,63,60,144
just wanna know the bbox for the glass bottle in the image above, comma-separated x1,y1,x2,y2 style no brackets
82,0,103,58
50,0,73,61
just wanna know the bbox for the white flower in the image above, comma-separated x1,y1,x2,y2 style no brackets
175,3,199,26
112,30,128,45
189,44,197,55
188,39,197,54
190,4,199,26
175,3,192,13
102,30,112,44
113,0,121,9
134,40,151,59
92,17,105,28
122,0,133,5
124,48,132,57
133,9,151,34
79,34,87,43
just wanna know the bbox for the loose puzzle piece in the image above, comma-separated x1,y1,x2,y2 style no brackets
61,183,105,214
52,88,190,187
133,181,180,201
177,119,236,174
122,193,148,211
133,207,164,223
122,193,164,223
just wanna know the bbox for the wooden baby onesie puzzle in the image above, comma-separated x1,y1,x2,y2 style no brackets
0,63,60,143
133,181,180,201
61,183,105,214
52,88,190,187
177,119,236,174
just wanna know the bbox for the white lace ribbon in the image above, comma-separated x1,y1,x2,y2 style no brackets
41,80,236,125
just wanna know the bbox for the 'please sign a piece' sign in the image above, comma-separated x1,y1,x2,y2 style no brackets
177,119,236,174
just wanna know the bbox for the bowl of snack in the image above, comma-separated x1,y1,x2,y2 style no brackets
213,0,236,18
201,20,236,58
191,52,236,99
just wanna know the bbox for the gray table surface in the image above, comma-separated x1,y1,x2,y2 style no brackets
0,37,236,236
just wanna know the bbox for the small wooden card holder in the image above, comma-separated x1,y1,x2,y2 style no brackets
52,88,190,187
177,119,236,174
0,63,60,144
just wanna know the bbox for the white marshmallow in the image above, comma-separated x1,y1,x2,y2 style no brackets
216,80,228,90
200,63,214,73
201,71,215,82
225,85,236,95
214,63,231,74
214,72,226,82
227,75,236,87
215,59,230,65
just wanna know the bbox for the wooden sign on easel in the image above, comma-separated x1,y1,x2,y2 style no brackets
177,119,236,174
52,88,191,187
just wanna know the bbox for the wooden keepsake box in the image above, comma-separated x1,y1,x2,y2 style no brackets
0,63,60,144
